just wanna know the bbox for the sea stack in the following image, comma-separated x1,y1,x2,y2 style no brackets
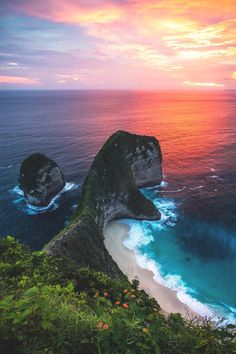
19,153,65,207
46,131,163,277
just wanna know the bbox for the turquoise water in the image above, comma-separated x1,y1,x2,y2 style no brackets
123,184,236,324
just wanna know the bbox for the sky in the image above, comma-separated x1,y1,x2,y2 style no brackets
0,0,236,89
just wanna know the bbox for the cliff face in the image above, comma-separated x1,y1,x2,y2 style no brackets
19,153,65,207
46,131,163,278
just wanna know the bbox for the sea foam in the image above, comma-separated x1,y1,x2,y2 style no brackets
0,164,14,170
121,185,236,322
10,182,79,215
123,220,219,319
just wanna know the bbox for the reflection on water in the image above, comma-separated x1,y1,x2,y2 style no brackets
0,90,236,246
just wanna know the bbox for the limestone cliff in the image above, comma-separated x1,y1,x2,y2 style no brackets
19,153,65,207
46,131,163,278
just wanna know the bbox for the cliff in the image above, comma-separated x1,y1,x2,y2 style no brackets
19,153,65,206
45,131,163,278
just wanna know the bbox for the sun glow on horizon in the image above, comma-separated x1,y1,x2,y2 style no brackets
183,81,225,88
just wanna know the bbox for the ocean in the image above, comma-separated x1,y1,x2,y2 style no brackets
0,90,235,323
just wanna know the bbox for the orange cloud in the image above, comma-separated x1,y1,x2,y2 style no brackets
85,2,236,66
0,76,39,84
9,0,236,88
164,19,236,50
177,47,236,60
137,0,236,22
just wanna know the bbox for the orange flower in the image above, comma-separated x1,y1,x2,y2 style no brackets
103,323,109,330
122,303,129,309
98,322,103,329
103,292,109,297
123,289,129,294
115,301,121,305
143,328,149,333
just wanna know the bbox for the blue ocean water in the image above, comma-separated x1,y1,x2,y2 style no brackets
0,90,235,322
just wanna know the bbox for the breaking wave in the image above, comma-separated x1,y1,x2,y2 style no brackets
10,182,79,215
121,184,236,324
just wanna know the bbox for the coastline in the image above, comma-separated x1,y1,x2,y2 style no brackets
104,220,197,318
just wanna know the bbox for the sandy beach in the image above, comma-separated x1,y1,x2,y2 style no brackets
104,220,197,318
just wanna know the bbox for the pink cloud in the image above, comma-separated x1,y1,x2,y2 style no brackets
14,0,124,24
0,76,39,84
7,0,236,88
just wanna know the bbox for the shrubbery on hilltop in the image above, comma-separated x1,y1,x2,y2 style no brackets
0,237,235,353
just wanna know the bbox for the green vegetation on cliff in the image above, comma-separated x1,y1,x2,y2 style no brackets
46,131,162,276
80,130,162,218
58,131,161,231
0,237,235,354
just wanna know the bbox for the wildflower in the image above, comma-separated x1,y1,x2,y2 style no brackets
143,328,149,333
115,301,121,305
122,303,129,309
103,291,109,297
94,292,99,298
103,323,109,330
123,289,129,294
130,289,135,293
130,294,136,299
98,322,103,329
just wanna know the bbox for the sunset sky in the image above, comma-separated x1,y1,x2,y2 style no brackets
0,0,236,89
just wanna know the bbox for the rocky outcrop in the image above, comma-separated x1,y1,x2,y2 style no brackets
19,153,65,207
45,131,163,278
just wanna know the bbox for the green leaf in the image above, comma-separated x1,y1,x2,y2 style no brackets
0,295,14,309
66,282,74,292
195,340,208,349
40,319,52,330
24,286,39,297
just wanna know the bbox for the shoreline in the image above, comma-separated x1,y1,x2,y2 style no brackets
104,220,198,318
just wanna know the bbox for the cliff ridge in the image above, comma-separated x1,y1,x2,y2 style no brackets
45,131,163,278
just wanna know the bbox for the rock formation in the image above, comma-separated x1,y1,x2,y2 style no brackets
46,131,163,278
19,153,65,207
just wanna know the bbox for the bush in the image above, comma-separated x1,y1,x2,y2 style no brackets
0,237,235,353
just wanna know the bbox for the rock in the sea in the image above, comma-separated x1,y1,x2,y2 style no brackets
46,131,163,278
19,153,65,207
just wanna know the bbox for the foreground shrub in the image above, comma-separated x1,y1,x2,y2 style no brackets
0,237,235,353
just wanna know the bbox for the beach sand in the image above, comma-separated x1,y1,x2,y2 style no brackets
104,220,197,318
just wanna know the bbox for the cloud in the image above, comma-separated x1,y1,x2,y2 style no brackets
183,80,224,87
0,75,39,84
0,62,29,71
8,62,19,66
55,71,97,85
232,72,236,80
177,47,236,60
1,0,236,88
164,19,236,50
11,0,124,24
